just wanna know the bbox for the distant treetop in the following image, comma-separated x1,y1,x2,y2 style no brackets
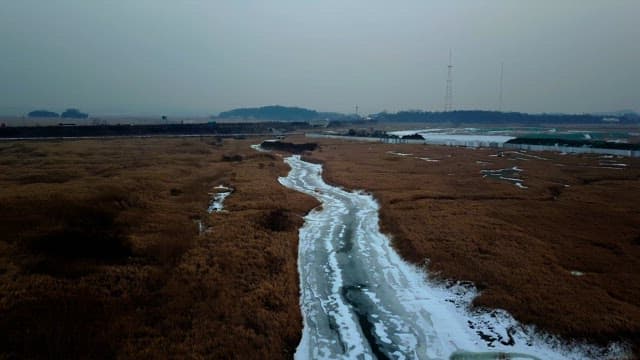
61,108,89,119
28,110,59,118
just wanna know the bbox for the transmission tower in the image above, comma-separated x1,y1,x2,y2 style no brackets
498,62,504,112
444,50,453,112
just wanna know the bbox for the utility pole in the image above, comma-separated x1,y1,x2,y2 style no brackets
444,50,453,112
355,105,359,117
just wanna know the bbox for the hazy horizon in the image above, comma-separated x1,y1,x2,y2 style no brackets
1,1,639,117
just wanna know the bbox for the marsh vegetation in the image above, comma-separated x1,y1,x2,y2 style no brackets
0,138,317,359
303,137,640,355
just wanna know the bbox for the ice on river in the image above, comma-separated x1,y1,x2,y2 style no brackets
386,130,515,147
278,155,627,360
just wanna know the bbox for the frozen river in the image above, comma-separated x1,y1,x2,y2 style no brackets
278,155,624,360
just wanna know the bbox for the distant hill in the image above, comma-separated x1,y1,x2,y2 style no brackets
217,105,319,121
28,110,59,118
374,110,640,124
61,108,89,119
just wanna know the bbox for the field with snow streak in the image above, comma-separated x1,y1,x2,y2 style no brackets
279,155,625,359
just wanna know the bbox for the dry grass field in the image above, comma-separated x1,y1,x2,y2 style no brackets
303,137,640,353
2,135,639,358
0,138,317,359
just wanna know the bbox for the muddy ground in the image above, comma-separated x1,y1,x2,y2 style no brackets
304,137,640,354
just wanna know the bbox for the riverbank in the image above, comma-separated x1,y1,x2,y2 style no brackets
303,137,640,355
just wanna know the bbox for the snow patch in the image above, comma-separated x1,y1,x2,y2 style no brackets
250,143,271,152
507,151,550,161
387,151,414,156
599,162,628,167
207,186,233,213
388,129,444,136
482,167,527,189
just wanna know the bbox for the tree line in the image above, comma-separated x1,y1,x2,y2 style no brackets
372,110,639,124
28,108,89,119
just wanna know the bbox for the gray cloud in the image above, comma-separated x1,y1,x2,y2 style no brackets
1,0,638,116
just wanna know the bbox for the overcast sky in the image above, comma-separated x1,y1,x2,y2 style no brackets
1,1,638,116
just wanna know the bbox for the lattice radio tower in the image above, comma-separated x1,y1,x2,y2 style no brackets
498,62,504,112
444,50,453,112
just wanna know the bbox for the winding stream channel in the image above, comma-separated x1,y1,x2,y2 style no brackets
278,155,623,360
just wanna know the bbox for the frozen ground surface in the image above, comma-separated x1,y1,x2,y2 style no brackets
416,134,515,146
279,155,628,360
207,185,233,213
481,166,527,189
387,151,414,156
250,143,269,152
